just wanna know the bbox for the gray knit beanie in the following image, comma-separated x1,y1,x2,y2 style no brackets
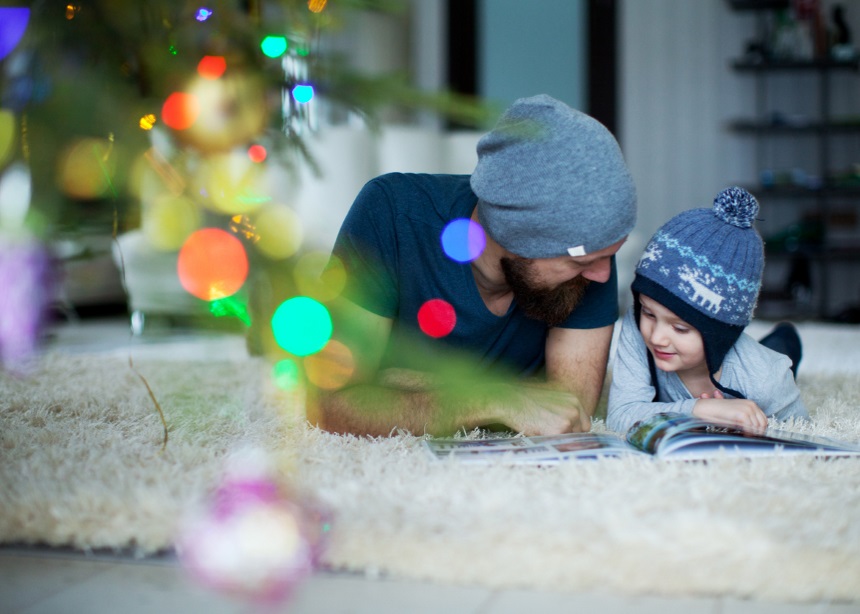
470,94,637,258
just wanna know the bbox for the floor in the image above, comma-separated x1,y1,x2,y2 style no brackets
3,314,860,614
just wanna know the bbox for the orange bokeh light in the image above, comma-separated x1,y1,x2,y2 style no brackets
308,0,327,13
162,92,200,130
304,340,354,390
197,55,227,80
177,228,249,301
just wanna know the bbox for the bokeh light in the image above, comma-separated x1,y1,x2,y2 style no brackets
196,7,213,21
261,36,288,58
139,113,157,130
294,252,346,302
180,74,267,153
194,150,270,215
229,214,259,243
271,297,332,357
65,4,79,20
0,162,31,230
0,8,30,62
291,85,314,104
162,92,200,130
198,55,227,80
130,149,186,202
247,144,267,163
417,299,456,338
304,340,354,390
142,193,202,251
57,137,117,200
272,359,302,391
308,0,328,13
177,228,249,301
0,109,15,167
209,296,251,325
253,204,303,260
441,218,485,263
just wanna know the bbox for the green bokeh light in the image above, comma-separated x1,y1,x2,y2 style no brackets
260,35,288,58
209,296,251,326
272,359,301,391
271,296,332,356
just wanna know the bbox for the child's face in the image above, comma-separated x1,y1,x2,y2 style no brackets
638,294,707,377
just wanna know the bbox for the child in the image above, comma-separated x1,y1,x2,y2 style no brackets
607,187,810,434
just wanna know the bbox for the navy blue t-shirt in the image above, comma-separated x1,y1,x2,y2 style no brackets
331,173,619,377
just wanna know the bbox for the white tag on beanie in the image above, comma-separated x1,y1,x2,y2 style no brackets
567,245,586,257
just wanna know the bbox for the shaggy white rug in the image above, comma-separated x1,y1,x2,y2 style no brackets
1,325,860,604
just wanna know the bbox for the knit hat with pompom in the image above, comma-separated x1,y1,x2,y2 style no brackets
632,187,764,383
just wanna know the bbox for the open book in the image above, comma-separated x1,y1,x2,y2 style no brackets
423,412,860,463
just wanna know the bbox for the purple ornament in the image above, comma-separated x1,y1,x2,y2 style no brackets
0,239,57,372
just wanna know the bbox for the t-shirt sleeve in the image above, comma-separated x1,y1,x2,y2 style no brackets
330,177,400,318
556,255,620,329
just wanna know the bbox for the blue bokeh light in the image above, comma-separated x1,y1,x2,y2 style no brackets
0,8,30,62
441,218,486,263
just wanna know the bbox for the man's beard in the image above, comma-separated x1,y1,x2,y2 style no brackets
500,256,590,327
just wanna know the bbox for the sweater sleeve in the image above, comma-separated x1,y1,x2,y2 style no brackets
606,307,698,434
726,336,811,423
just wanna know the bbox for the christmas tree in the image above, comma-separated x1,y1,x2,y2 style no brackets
0,0,488,369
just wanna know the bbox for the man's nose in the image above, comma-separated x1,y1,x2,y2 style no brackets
581,258,611,283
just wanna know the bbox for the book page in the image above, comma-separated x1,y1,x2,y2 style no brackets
625,412,860,460
423,432,644,464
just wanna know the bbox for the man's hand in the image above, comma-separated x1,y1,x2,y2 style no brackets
693,390,768,431
484,382,591,436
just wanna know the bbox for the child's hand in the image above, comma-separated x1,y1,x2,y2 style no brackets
692,394,768,431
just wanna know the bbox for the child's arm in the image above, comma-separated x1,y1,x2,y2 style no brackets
607,308,697,433
693,390,768,430
692,338,810,427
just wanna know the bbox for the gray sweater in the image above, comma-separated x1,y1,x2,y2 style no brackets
607,307,810,434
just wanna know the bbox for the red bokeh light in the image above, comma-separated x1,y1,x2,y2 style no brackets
197,55,227,80
417,299,456,338
247,144,267,163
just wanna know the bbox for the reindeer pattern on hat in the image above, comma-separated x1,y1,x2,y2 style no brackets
637,230,759,325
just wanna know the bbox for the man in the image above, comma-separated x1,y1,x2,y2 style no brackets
311,94,637,437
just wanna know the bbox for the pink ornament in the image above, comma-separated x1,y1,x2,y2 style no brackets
177,451,331,605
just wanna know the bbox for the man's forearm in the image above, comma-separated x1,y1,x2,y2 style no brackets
307,374,590,437
308,383,492,437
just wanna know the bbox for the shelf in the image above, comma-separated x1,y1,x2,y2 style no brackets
726,0,789,10
743,185,860,198
765,246,860,260
732,58,860,71
728,119,860,134
728,20,860,320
